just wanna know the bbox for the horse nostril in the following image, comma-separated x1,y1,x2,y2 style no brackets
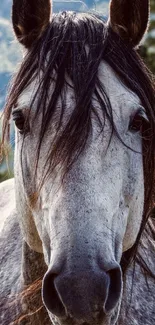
42,265,122,320
42,272,65,317
105,267,122,312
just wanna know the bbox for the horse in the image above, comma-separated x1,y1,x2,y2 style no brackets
0,0,155,324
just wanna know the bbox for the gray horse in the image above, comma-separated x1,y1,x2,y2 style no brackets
0,0,155,324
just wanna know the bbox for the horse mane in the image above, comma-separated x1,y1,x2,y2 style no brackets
1,11,155,323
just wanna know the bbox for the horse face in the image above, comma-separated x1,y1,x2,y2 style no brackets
14,61,144,324
12,0,150,324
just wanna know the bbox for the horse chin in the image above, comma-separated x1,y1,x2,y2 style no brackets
47,303,120,325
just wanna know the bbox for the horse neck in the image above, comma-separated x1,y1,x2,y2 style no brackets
137,218,155,277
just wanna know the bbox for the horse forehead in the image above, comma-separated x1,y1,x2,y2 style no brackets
17,61,140,110
99,61,140,106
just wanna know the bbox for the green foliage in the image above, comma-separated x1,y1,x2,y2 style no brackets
0,115,14,181
151,0,155,12
140,1,155,73
0,154,14,182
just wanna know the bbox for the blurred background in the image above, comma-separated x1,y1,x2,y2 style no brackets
0,0,155,182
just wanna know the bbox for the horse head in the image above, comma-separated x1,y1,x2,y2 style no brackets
3,0,154,324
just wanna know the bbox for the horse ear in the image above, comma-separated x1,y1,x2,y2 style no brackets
109,0,150,47
12,0,51,48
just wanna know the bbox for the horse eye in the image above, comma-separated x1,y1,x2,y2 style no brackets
129,109,149,133
12,109,28,133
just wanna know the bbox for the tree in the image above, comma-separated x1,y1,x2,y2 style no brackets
140,0,155,73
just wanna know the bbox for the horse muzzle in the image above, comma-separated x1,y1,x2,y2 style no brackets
42,262,122,324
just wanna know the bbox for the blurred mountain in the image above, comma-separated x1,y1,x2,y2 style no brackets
0,17,21,109
0,0,12,19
